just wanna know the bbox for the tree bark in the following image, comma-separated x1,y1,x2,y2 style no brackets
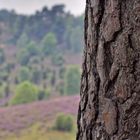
77,0,140,139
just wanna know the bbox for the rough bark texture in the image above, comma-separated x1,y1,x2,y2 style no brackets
77,0,140,139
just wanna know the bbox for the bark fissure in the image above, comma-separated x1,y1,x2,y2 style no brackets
96,0,105,46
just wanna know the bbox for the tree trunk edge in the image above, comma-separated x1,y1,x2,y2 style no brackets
77,0,140,140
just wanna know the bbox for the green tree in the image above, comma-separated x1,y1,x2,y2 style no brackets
28,56,41,65
10,81,38,105
17,41,39,65
52,4,65,15
18,67,31,82
17,49,30,65
31,68,42,84
17,33,29,48
26,41,40,56
41,32,57,55
51,53,64,66
64,66,81,95
4,63,15,73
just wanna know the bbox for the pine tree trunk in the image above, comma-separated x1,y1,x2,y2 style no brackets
77,0,140,139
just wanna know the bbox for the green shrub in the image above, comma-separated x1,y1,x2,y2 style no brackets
54,113,74,132
38,88,51,100
10,81,38,105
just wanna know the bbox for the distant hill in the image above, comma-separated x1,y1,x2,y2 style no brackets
0,4,83,105
0,5,84,53
0,5,82,140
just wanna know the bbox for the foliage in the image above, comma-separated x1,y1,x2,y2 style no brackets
51,53,65,66
64,66,81,95
41,32,57,55
52,4,65,15
28,56,41,65
18,67,31,82
26,41,40,56
50,70,56,86
17,49,31,65
42,68,52,80
0,6,84,53
38,88,51,100
17,41,39,65
0,4,83,105
0,48,5,64
17,33,29,48
10,81,38,105
54,113,74,132
57,82,65,95
0,83,6,99
31,68,42,84
59,67,66,79
4,63,15,73
0,70,9,81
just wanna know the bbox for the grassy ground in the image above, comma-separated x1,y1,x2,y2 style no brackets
3,123,76,140
0,95,79,140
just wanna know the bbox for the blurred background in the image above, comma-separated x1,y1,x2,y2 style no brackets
0,0,85,140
